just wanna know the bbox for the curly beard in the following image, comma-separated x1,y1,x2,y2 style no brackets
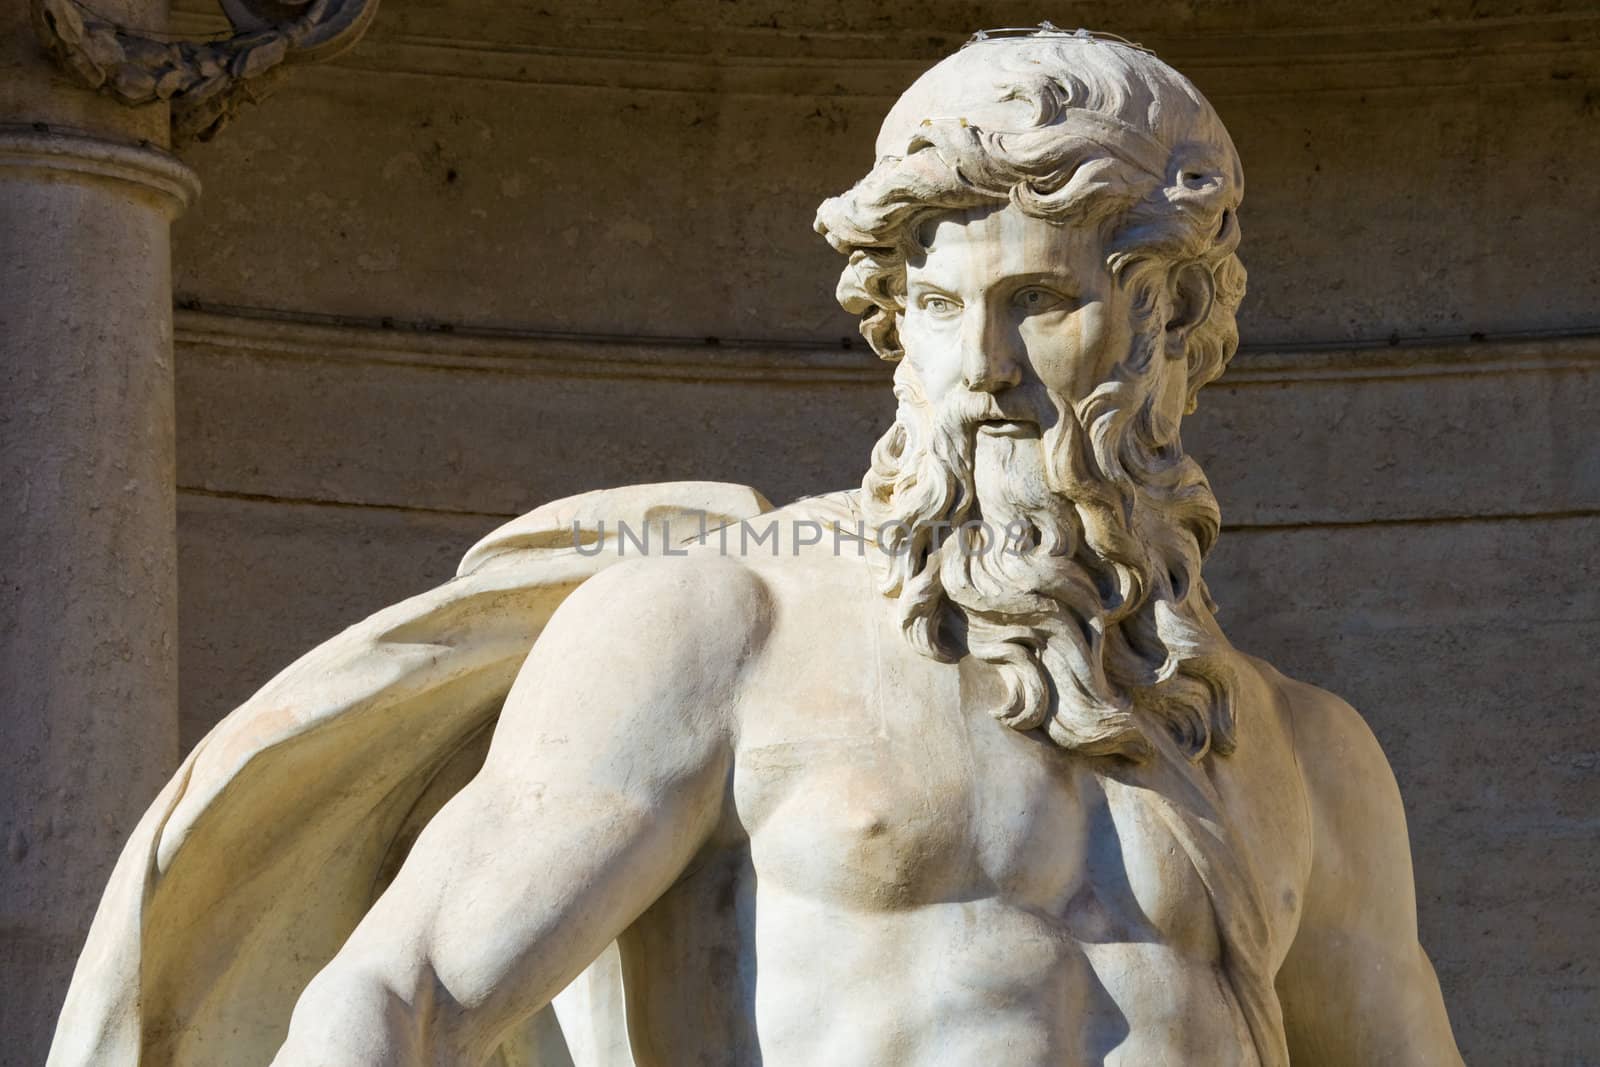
860,342,1239,763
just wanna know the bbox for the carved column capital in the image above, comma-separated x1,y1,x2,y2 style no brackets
29,0,379,145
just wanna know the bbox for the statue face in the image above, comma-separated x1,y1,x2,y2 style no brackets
865,197,1234,760
900,202,1137,427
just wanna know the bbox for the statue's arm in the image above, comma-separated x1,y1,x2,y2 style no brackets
1274,682,1465,1066
272,556,769,1067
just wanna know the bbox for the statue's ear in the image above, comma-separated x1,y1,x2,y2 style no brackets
1164,262,1216,359
860,306,905,362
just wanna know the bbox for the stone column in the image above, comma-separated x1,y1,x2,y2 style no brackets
0,0,195,1058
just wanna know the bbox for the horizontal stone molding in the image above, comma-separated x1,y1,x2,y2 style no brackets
175,306,888,384
0,127,200,210
356,31,1600,101
168,6,1600,97
1222,332,1600,385
174,484,1600,533
175,305,1600,388
179,483,518,521
173,304,1600,526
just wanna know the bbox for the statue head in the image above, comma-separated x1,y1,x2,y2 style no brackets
816,29,1248,763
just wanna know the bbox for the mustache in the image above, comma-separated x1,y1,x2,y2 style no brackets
933,388,1053,432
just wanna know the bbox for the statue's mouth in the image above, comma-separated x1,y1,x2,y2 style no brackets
975,418,1038,439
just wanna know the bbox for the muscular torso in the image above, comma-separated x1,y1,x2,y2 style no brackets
269,495,1455,1067
609,515,1309,1067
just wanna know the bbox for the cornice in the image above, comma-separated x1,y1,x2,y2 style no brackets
1222,333,1600,385
173,306,889,385
172,305,1600,389
167,6,1600,97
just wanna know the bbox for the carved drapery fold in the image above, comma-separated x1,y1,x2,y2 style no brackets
29,0,379,144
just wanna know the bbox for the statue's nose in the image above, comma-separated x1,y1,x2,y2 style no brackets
960,340,1023,393
959,305,1023,392
960,361,1011,395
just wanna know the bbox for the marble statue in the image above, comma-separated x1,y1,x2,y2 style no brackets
49,27,1466,1067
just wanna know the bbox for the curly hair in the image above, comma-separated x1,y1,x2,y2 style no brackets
815,34,1246,415
828,35,1253,764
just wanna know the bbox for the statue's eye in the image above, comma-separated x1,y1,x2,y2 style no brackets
920,295,960,317
1013,287,1065,312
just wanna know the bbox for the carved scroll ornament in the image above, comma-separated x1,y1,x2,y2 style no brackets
29,0,378,144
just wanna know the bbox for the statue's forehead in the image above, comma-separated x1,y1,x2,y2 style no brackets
907,205,1098,284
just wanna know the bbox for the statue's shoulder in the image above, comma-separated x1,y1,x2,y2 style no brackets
565,541,773,618
455,479,786,670
714,489,886,600
458,479,772,576
506,486,873,678
545,543,786,665
1238,653,1408,838
1239,654,1383,760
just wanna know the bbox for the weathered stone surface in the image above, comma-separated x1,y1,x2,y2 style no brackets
176,491,488,747
1207,516,1600,1064
173,312,895,516
0,10,198,1054
1188,338,1600,525
0,0,170,145
170,12,1600,345
172,315,1600,527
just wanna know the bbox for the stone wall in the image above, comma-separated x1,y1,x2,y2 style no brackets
168,2,1599,1061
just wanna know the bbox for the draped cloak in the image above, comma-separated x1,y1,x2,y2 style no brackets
48,482,770,1066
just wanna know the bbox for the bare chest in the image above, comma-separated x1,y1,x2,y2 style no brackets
731,654,1219,952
